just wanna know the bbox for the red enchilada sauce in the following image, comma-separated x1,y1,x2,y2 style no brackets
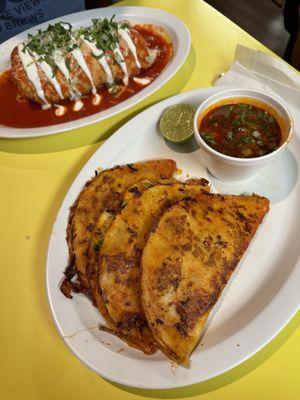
199,103,282,158
0,27,171,128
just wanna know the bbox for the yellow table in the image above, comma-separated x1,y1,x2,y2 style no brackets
0,1,299,399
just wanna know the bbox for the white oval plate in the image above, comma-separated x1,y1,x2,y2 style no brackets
0,6,190,138
46,86,300,389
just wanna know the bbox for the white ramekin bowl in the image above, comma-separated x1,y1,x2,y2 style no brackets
193,89,293,182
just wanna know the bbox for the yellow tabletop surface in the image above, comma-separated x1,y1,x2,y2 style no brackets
0,0,299,399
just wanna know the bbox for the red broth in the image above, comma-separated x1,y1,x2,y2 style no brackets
198,102,282,158
0,27,172,128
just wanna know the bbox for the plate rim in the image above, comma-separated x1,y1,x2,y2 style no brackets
0,6,191,138
46,85,300,389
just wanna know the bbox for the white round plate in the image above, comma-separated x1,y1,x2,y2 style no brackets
0,6,190,138
46,86,300,389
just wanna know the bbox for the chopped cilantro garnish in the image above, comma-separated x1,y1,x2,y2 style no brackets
240,136,255,144
120,22,130,30
25,22,74,59
203,134,216,146
91,53,104,61
232,118,241,126
84,16,120,52
257,110,263,119
65,58,71,72
226,131,234,141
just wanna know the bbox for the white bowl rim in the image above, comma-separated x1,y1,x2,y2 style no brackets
193,88,294,164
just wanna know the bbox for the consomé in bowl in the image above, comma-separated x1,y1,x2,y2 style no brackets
193,89,293,182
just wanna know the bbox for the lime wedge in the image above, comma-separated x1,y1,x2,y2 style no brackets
159,104,196,144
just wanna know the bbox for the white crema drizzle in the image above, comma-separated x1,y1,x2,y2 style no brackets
32,51,64,100
18,44,49,106
82,38,114,85
73,99,84,111
53,50,77,99
92,93,102,106
54,104,66,116
118,28,141,69
113,44,129,86
71,46,97,94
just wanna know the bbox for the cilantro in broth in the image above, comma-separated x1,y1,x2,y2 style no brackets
199,102,282,158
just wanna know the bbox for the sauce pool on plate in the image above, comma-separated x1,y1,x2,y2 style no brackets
198,102,282,158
